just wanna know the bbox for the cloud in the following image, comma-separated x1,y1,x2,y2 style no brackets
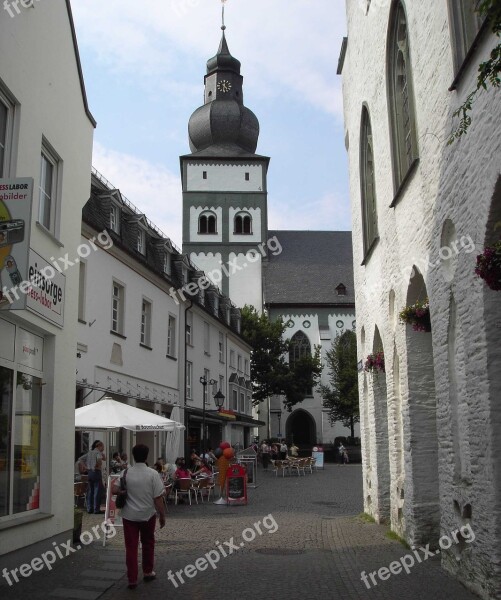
92,142,183,247
71,0,346,117
268,191,352,231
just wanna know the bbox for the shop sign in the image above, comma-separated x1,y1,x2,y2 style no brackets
16,327,44,371
0,178,33,311
26,249,66,327
218,408,237,420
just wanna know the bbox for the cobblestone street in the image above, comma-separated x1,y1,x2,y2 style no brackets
0,464,481,600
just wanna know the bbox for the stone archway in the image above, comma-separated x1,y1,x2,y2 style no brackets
404,268,440,546
369,326,391,523
482,176,501,573
286,409,316,447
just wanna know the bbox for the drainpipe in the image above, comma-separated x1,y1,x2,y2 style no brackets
183,299,193,455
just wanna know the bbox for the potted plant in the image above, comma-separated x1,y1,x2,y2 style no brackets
475,241,501,291
364,351,385,374
73,507,83,544
399,298,431,332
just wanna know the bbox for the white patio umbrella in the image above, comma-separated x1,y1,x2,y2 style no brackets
75,397,185,432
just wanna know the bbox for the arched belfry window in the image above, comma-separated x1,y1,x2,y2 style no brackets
234,212,252,235
289,331,311,364
336,283,347,296
199,211,217,234
360,106,378,256
387,1,418,193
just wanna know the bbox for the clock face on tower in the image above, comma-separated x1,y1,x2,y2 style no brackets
217,80,232,93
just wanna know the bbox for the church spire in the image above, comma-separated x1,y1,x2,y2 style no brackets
187,1,260,155
206,3,241,75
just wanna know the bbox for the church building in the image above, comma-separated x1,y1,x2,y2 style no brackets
339,0,501,597
181,24,358,446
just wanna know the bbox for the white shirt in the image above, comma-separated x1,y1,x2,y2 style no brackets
120,463,165,522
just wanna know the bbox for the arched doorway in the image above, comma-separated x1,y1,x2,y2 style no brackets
286,409,316,446
404,268,440,546
370,326,391,523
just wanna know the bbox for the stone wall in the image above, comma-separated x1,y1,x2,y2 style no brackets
341,0,501,597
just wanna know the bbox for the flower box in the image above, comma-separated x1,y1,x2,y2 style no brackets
399,298,431,332
364,351,385,374
475,241,501,291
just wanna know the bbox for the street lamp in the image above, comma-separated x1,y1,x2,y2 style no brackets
214,390,225,409
200,376,217,457
270,409,283,439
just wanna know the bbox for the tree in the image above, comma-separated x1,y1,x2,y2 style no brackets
240,305,323,410
319,330,359,438
449,0,501,143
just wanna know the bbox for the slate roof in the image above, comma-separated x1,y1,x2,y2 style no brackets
264,231,355,306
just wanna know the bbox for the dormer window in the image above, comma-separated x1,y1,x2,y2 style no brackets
200,288,205,306
199,211,217,234
336,284,347,296
163,251,171,275
182,266,189,285
110,204,120,234
213,295,219,316
234,212,252,235
137,228,146,255
226,306,231,324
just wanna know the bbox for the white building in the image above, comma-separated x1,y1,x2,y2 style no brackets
339,1,501,597
0,0,94,564
77,169,259,466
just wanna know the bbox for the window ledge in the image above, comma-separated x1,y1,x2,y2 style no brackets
36,222,64,247
166,354,177,361
204,351,211,356
449,20,490,91
78,318,87,325
198,232,218,235
390,158,420,208
110,330,126,340
361,236,380,266
0,511,53,532
140,343,153,351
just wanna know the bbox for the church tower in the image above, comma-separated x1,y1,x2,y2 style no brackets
181,21,270,311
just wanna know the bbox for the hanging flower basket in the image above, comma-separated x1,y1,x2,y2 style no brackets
399,298,431,332
475,241,501,291
364,351,385,374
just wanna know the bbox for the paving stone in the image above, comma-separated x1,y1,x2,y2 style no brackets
79,570,123,580
50,589,101,600
1,466,481,600
77,581,115,590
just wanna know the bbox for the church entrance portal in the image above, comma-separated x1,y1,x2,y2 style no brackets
286,410,316,446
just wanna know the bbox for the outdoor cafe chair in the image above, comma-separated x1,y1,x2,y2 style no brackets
74,481,87,509
174,478,195,505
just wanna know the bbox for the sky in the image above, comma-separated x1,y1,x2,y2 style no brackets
71,0,350,249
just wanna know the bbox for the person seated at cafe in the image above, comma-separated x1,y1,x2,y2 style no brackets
189,448,200,469
111,452,125,473
192,459,213,479
174,457,192,483
152,461,169,484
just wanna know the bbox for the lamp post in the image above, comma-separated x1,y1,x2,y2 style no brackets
270,409,283,440
200,376,217,457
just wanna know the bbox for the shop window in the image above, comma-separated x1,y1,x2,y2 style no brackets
0,366,42,517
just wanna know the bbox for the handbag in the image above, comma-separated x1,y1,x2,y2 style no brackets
115,468,128,509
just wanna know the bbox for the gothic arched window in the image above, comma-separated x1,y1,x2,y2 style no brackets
289,331,311,364
289,331,313,395
387,1,418,194
447,0,483,80
360,106,378,256
199,211,217,234
234,212,252,235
